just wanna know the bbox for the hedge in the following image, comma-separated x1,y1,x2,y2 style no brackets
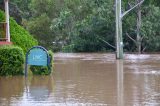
0,46,25,76
30,50,53,75
0,10,38,53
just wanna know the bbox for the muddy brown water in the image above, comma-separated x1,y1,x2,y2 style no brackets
0,53,160,106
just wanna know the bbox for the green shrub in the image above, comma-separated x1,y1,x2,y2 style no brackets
0,10,5,22
10,18,38,53
62,44,75,52
48,50,54,69
30,50,54,75
0,46,25,76
0,10,38,53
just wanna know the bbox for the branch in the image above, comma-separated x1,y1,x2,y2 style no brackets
130,28,137,32
121,0,144,18
142,46,146,52
96,35,116,49
141,35,145,41
126,32,136,44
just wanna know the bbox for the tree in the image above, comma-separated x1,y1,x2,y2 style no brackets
141,5,160,51
26,0,56,50
51,0,116,52
9,0,160,53
124,0,144,53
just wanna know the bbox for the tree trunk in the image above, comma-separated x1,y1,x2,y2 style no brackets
136,0,142,54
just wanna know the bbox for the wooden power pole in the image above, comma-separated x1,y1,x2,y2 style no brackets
115,0,144,59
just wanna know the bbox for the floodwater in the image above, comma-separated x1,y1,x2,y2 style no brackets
0,53,160,106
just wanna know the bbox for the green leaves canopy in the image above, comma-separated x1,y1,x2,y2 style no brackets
10,0,160,52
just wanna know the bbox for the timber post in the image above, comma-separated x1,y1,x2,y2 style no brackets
4,0,10,42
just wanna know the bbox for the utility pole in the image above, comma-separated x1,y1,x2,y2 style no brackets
115,0,123,59
115,0,144,59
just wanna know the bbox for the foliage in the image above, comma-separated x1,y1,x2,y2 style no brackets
9,2,22,25
10,18,38,53
26,0,56,50
62,44,75,52
11,0,32,19
10,0,160,53
0,46,24,76
51,0,115,52
50,9,74,51
48,50,54,68
0,10,38,53
0,10,5,22
30,50,54,75
27,13,52,49
0,1,22,24
141,5,160,51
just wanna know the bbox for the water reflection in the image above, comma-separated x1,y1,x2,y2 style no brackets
26,76,54,101
117,60,124,106
0,76,24,106
0,75,55,106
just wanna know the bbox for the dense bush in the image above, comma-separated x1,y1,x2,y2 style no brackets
62,44,75,52
0,10,38,53
0,46,25,76
30,50,53,75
